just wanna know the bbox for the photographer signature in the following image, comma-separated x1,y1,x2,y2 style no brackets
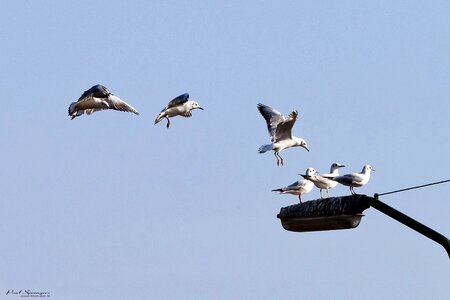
6,290,50,297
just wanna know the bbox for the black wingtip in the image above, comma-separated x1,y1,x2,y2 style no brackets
257,103,266,115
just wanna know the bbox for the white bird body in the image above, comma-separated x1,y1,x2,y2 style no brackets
257,103,309,166
155,93,203,128
68,85,139,119
329,164,375,195
268,137,306,153
303,163,345,198
272,168,316,202
159,101,195,118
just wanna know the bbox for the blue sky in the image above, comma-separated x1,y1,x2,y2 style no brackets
0,1,449,299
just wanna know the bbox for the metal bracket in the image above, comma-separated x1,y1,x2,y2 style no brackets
371,194,450,259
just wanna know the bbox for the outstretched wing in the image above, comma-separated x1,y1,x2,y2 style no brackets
257,103,285,141
167,93,189,108
274,110,298,142
106,95,140,115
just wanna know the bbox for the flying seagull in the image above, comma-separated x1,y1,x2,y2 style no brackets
326,164,375,195
68,84,139,120
302,163,345,199
154,93,203,128
257,103,309,166
272,168,316,203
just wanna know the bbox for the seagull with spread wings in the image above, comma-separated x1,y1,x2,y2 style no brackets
68,84,139,120
257,103,309,166
154,93,203,129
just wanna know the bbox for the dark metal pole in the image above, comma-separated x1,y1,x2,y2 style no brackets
371,194,450,259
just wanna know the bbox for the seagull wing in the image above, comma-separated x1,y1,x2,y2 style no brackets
257,103,286,141
277,180,302,192
349,173,365,185
309,175,330,185
335,173,364,185
167,93,189,109
77,84,110,102
274,110,298,142
106,95,140,115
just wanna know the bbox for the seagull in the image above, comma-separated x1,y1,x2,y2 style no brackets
154,93,203,128
327,164,375,195
68,84,139,120
302,163,345,199
272,168,316,203
257,103,309,166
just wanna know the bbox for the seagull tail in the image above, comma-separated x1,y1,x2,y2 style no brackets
258,144,273,153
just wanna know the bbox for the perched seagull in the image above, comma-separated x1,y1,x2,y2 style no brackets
154,93,203,128
68,84,139,120
257,103,309,166
302,163,345,199
272,168,316,203
327,164,375,195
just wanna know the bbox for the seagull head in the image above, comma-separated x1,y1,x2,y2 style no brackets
296,138,309,152
331,162,346,170
68,102,76,116
362,164,375,173
300,167,316,178
191,101,204,110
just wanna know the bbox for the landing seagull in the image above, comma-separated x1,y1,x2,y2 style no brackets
272,168,316,203
327,164,375,195
68,84,139,120
257,103,309,166
302,163,345,199
154,93,203,129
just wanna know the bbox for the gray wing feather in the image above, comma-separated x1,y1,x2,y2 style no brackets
107,96,139,115
167,93,189,109
274,110,298,142
257,103,286,141
335,174,364,185
77,84,110,101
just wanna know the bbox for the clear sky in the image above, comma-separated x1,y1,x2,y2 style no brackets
0,1,449,299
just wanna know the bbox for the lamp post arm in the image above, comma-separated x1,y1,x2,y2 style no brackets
371,194,450,259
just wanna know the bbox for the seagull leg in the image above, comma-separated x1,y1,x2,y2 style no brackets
276,153,284,166
274,152,280,166
298,194,302,203
320,189,324,200
166,117,170,129
350,187,355,195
